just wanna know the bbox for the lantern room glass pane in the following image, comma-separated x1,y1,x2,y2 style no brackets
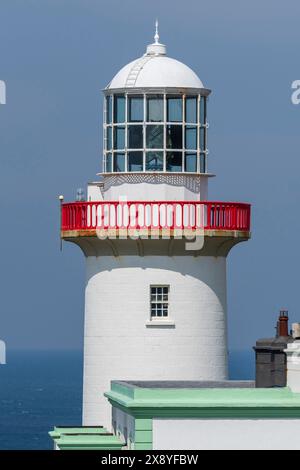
166,125,182,149
106,96,112,124
146,151,164,171
113,153,125,172
106,127,112,150
185,97,197,123
106,153,112,172
114,126,125,149
128,96,143,122
114,95,125,123
146,125,164,149
185,126,197,150
166,152,182,172
128,125,143,149
200,96,206,125
200,127,206,151
200,152,206,173
185,153,197,172
128,151,143,171
167,97,182,122
147,96,164,122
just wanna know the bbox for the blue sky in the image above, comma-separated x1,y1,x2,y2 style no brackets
0,0,300,352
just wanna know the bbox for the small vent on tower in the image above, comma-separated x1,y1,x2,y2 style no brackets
76,188,85,202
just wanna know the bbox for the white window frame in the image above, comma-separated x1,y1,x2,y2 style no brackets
150,285,169,319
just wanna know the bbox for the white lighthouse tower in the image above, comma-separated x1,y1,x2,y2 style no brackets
60,24,251,428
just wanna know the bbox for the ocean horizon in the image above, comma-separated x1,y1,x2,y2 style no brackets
0,350,255,450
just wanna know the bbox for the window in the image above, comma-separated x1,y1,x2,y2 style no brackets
185,96,197,123
128,151,143,171
113,153,125,172
128,96,143,122
200,96,206,125
106,153,112,172
114,126,125,149
166,151,182,172
106,127,112,150
146,151,164,171
128,125,143,148
150,286,169,318
200,152,206,173
114,95,125,123
166,125,182,149
106,96,112,124
167,97,182,122
146,125,163,149
185,152,197,172
147,96,163,122
185,126,197,150
200,127,206,151
103,92,208,174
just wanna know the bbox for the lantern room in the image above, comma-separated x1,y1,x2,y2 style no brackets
102,23,211,176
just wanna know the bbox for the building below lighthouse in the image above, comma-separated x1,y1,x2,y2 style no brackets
49,24,300,451
59,24,251,428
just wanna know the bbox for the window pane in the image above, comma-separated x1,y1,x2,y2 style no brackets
113,153,125,172
200,96,206,125
106,96,112,124
185,97,197,123
157,307,162,317
166,152,182,172
128,151,143,171
128,125,143,148
106,127,112,150
146,125,163,149
114,95,125,123
147,96,163,122
114,126,125,149
166,125,182,149
167,97,182,122
185,126,197,150
200,127,206,151
146,151,164,171
106,153,112,172
128,96,143,122
185,153,197,172
200,153,206,173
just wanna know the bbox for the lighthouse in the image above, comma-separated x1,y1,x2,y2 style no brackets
60,24,251,428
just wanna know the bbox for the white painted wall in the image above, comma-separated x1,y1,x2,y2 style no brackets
82,255,228,427
285,341,300,392
102,174,209,201
153,418,300,450
87,183,104,201
112,406,135,449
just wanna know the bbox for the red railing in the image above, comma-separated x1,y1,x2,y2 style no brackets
61,201,251,232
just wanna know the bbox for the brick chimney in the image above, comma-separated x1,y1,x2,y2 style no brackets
278,309,289,337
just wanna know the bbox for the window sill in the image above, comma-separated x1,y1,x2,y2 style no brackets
145,319,175,327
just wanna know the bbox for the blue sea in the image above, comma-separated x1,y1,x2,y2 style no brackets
0,350,254,450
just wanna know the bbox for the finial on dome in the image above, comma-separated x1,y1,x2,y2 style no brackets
154,19,159,44
146,20,166,56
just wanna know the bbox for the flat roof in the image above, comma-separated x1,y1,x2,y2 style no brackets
104,380,300,419
117,380,255,389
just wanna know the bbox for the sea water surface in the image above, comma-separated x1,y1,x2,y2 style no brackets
0,350,254,450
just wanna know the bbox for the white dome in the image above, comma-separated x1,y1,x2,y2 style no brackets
106,34,204,90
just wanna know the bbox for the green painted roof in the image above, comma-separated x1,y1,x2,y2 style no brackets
49,426,125,450
104,381,300,418
49,426,108,439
